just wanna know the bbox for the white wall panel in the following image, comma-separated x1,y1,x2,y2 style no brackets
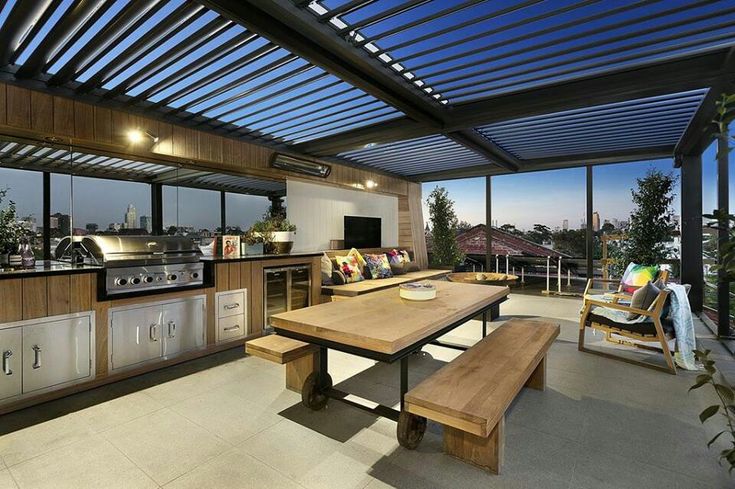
287,180,398,252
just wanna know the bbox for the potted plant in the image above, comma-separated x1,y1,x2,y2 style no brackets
269,217,297,254
0,189,22,266
241,228,265,255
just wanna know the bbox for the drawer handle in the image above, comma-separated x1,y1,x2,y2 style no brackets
223,303,240,310
149,323,159,342
2,350,12,375
168,320,176,339
223,325,240,332
32,345,42,369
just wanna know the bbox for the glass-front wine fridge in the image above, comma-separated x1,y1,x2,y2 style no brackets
263,265,311,332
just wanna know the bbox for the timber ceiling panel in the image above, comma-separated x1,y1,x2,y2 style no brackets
0,139,285,196
301,0,735,104
0,0,403,145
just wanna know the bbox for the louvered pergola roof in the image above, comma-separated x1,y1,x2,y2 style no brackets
0,0,733,180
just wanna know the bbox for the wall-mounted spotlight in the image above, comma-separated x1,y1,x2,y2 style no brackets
366,179,378,189
127,129,159,145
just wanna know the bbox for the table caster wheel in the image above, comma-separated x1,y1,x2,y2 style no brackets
301,372,332,411
397,411,426,449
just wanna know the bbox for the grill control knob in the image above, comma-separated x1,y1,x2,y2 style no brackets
191,272,199,279
116,278,128,286
131,277,141,285
168,274,177,281
144,276,154,283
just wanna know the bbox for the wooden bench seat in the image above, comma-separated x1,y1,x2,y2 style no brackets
321,269,450,298
245,335,318,393
404,319,560,474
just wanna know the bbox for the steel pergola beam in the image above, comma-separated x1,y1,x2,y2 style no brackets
675,47,735,160
446,130,520,172
409,145,674,182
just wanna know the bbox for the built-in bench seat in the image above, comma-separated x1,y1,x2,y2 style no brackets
245,335,317,393
404,319,559,474
321,269,450,298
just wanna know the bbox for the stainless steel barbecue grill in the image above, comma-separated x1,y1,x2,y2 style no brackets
55,236,204,297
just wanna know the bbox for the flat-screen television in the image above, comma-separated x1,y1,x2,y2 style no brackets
344,216,381,249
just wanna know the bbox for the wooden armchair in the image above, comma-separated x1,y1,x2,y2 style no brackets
583,269,670,303
579,289,676,374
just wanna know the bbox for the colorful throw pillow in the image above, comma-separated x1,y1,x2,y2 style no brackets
364,253,393,279
335,255,364,283
386,249,404,266
321,252,334,285
627,281,661,320
400,250,411,263
621,263,659,293
348,248,367,272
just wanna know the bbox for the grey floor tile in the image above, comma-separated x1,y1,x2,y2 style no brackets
103,408,230,485
164,447,302,489
0,412,93,467
75,391,165,433
0,470,17,489
8,435,157,489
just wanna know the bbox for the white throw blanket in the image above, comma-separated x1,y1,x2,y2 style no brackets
667,283,699,370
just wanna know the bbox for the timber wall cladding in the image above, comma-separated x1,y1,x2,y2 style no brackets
0,82,408,196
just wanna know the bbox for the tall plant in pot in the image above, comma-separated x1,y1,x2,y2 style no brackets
0,189,23,265
247,213,297,255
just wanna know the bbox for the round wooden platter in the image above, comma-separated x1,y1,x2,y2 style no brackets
447,272,519,286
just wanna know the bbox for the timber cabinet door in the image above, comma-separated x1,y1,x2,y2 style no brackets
22,316,92,393
0,328,22,401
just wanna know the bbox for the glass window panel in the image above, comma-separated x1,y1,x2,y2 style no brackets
71,176,151,235
0,167,44,259
225,193,270,233
163,186,220,240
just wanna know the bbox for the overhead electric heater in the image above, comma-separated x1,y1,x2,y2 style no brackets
271,154,331,178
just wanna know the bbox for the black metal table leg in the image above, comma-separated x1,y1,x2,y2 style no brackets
302,346,332,410
400,356,408,411
482,311,487,338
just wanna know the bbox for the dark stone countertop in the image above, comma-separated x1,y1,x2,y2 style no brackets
0,260,102,280
199,252,323,263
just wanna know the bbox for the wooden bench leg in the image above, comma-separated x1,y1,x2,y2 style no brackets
285,352,317,393
525,356,546,391
443,417,504,474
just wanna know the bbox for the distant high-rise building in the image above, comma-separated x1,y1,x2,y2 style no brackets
108,222,122,232
592,212,601,232
50,212,71,235
140,215,152,233
86,223,99,234
562,219,569,231
610,218,620,229
124,204,137,230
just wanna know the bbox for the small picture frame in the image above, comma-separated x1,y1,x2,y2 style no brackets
221,235,241,257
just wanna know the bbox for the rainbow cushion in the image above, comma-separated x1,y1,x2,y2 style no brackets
621,263,659,293
335,255,364,283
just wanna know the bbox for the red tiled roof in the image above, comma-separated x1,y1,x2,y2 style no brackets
428,224,568,258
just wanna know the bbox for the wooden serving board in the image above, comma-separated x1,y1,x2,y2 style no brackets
271,280,509,355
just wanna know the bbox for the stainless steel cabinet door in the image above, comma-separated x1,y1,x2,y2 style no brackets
22,317,91,394
110,306,162,371
0,328,22,401
161,298,204,358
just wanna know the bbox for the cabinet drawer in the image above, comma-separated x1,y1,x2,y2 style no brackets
216,290,245,318
218,314,246,342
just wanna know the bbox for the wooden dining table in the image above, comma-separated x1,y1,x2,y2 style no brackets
270,280,510,445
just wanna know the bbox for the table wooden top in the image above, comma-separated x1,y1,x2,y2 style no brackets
271,280,509,355
405,319,559,437
321,269,450,297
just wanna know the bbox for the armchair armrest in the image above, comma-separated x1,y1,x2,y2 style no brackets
583,298,655,318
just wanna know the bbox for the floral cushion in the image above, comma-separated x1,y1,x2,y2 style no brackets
364,253,393,279
348,248,367,273
335,255,364,283
621,263,659,293
386,249,406,265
